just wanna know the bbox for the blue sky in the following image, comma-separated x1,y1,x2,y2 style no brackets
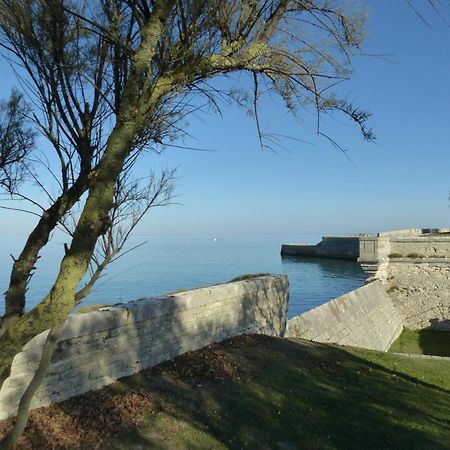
0,0,449,238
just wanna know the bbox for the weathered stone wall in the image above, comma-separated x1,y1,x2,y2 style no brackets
358,232,450,331
285,281,404,351
0,275,288,421
389,237,450,259
281,236,360,260
384,262,450,330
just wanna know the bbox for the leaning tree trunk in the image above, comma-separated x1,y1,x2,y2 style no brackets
0,0,175,336
0,118,137,387
0,175,90,336
0,324,63,450
0,0,175,388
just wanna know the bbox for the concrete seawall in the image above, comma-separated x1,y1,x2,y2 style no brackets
281,236,360,260
284,227,450,332
282,228,450,261
0,275,289,421
285,281,404,351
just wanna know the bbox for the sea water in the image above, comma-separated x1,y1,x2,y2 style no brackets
0,234,367,318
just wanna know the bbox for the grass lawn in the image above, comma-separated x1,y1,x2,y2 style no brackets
3,335,448,449
108,336,450,450
389,328,450,357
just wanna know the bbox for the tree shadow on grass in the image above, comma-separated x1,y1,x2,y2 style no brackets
3,335,449,449
110,336,450,450
0,276,288,448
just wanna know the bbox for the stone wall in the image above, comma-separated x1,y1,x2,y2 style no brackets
389,237,450,259
358,232,450,330
285,281,404,351
0,275,289,421
281,243,317,257
359,233,450,277
384,262,450,330
281,236,360,260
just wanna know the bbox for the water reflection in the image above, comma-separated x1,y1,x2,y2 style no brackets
281,255,367,318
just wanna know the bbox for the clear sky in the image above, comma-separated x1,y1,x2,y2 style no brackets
0,0,449,238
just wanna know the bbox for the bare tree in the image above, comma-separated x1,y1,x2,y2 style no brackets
0,0,374,408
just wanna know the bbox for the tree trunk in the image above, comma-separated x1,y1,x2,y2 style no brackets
0,176,90,336
0,0,175,389
0,324,63,450
1,0,177,334
0,120,137,388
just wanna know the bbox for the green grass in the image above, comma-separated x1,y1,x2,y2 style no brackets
388,253,403,259
104,336,450,450
228,273,271,282
73,304,110,314
389,329,450,357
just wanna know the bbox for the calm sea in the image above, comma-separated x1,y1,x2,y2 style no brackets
0,234,367,318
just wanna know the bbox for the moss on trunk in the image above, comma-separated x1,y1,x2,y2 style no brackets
1,173,91,336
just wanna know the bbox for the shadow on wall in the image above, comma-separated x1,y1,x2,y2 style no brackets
48,276,289,401
428,318,450,331
419,320,450,357
240,277,289,337
0,276,289,420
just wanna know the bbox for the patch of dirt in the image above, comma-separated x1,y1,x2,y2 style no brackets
221,333,268,349
154,340,243,382
0,335,262,449
0,389,157,450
